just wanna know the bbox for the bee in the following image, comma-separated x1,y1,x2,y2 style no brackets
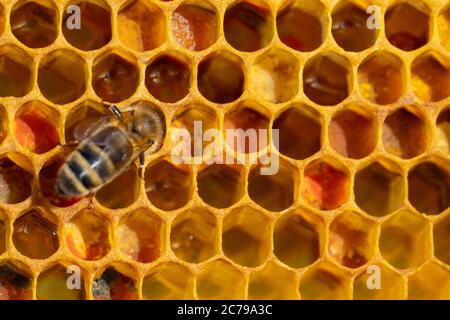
55,105,166,200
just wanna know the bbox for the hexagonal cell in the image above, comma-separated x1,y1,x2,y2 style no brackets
14,101,60,154
92,51,139,103
36,263,85,300
0,45,33,97
38,50,87,104
142,262,194,300
331,1,378,52
248,159,296,212
64,101,109,144
145,54,190,103
299,262,351,300
408,162,450,215
118,0,165,52
434,214,450,265
13,208,59,259
196,260,245,300
249,261,298,299
303,53,352,106
408,262,450,299
0,261,33,300
385,2,430,51
118,208,164,263
95,165,140,209
224,102,270,154
197,164,244,209
380,210,431,269
62,1,112,51
438,6,450,52
224,0,273,52
329,211,377,268
251,48,299,103
273,105,321,160
92,265,138,300
353,263,405,300
222,207,271,267
354,160,404,217
276,0,326,52
197,51,245,104
170,208,217,263
437,109,450,152
411,52,450,102
358,51,405,105
65,209,111,260
329,107,377,159
172,1,218,51
10,0,58,48
303,159,350,210
382,107,427,159
171,104,219,158
0,154,33,204
273,210,322,268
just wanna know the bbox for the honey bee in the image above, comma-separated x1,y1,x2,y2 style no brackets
55,105,166,200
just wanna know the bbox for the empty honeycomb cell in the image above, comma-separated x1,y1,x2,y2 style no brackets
411,52,450,102
222,207,271,267
95,165,140,209
0,45,34,98
328,107,377,159
0,261,33,300
64,101,109,144
358,51,405,105
62,1,112,51
142,262,194,300
382,107,427,159
65,210,111,261
13,208,59,259
145,54,191,103
385,2,430,51
0,154,33,204
14,101,60,154
170,208,217,263
248,261,298,299
38,50,87,104
248,159,296,212
273,105,322,160
196,260,245,300
171,104,219,158
353,263,405,300
407,262,450,299
224,102,269,154
408,162,450,215
434,214,450,265
250,48,299,103
380,210,431,269
118,0,165,52
224,0,273,52
354,160,404,217
36,264,85,300
303,159,350,210
118,208,163,263
329,211,377,268
273,210,322,268
197,164,244,209
197,51,244,104
438,6,450,52
92,265,138,300
299,262,351,300
10,0,58,48
276,0,326,52
172,1,218,51
92,51,139,103
145,159,192,211
437,109,450,152
303,53,352,106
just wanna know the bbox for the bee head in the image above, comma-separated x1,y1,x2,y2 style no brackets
129,107,166,152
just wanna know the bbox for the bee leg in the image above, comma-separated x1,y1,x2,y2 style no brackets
109,105,124,122
87,193,94,209
138,152,145,180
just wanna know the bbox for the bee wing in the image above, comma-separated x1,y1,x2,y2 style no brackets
72,116,112,143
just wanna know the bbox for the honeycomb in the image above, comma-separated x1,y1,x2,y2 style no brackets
0,0,449,300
